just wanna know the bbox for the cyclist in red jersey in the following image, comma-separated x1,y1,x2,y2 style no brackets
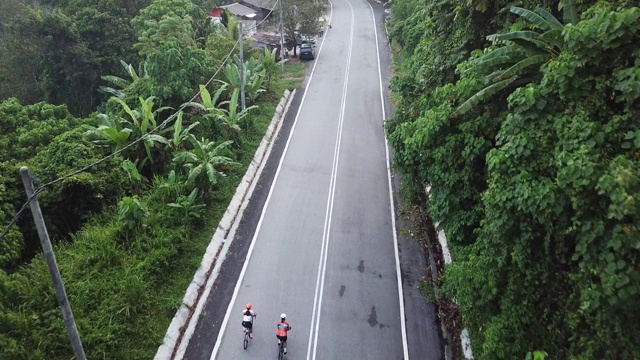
276,313,291,354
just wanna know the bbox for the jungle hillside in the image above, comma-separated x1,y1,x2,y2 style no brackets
387,0,639,358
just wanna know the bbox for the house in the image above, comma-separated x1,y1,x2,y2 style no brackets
250,33,284,60
214,3,258,36
239,0,277,21
221,3,257,20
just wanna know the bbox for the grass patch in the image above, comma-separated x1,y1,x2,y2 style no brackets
281,61,309,83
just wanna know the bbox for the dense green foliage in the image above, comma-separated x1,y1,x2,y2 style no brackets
0,0,151,116
387,0,639,358
0,101,127,268
0,0,304,356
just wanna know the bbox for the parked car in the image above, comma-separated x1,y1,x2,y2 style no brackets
286,34,316,46
299,35,316,45
299,42,315,60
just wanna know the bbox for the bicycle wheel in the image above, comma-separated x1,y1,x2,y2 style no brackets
243,332,249,350
277,344,284,360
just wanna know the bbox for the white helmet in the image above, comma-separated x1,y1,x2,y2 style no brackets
280,313,286,319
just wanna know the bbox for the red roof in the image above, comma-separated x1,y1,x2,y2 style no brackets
210,8,223,17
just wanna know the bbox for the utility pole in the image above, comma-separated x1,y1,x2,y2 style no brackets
19,167,87,360
238,21,246,111
278,0,285,71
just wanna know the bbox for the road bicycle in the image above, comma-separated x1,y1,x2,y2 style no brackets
243,327,251,350
277,340,285,360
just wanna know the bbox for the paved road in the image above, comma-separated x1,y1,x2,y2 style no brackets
199,0,408,359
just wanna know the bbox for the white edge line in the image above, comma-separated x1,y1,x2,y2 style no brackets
365,0,410,358
209,4,334,359
309,1,355,359
167,90,293,360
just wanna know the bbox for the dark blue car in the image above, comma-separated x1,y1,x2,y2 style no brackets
299,42,315,60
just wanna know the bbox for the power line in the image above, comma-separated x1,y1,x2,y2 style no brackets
0,28,242,243
1,0,287,243
32,0,284,193
256,0,280,28
0,187,45,242
1,0,286,242
36,37,241,192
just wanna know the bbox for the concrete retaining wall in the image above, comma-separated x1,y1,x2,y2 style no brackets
425,185,474,360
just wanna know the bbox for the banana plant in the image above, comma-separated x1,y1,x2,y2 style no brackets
454,2,577,116
168,188,207,220
215,88,258,138
173,135,239,190
113,96,172,164
153,170,185,203
224,61,242,89
171,111,200,151
99,60,148,99
181,83,228,120
84,113,132,151
259,47,286,91
243,56,263,75
224,56,266,102
245,67,266,102
122,159,143,182
121,159,148,194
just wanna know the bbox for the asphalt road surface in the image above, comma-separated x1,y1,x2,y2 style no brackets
188,0,426,359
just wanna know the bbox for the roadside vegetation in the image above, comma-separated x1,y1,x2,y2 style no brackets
387,0,639,358
0,0,307,358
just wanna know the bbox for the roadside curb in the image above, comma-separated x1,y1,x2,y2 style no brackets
154,89,296,360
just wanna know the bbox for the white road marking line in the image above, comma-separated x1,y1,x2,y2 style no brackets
208,3,335,359
363,0,410,358
307,1,355,359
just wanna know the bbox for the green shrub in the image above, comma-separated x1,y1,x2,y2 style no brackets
27,128,129,242
0,98,80,163
117,195,148,235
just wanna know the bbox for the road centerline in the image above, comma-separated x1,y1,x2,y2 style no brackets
306,1,356,359
207,2,335,358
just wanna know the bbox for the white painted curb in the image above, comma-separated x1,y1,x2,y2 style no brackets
425,185,474,360
155,89,296,360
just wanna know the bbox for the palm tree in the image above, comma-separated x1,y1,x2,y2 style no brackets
173,135,239,190
454,1,578,116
